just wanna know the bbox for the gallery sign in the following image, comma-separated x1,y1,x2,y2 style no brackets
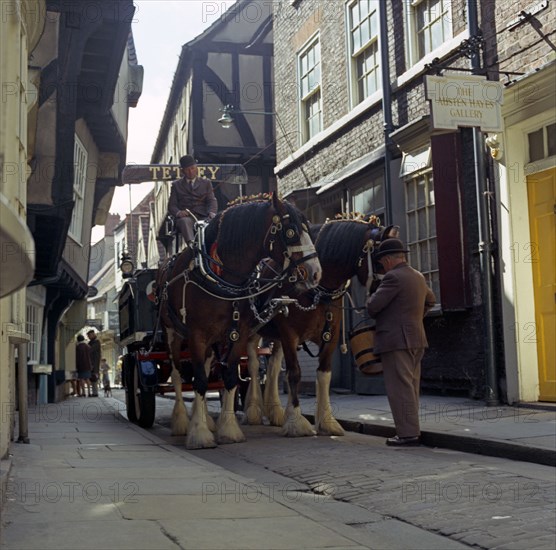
425,74,504,132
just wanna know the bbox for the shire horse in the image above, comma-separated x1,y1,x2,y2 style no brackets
244,217,397,436
157,194,322,449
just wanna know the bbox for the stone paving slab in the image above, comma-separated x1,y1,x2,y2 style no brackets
116,493,298,520
1,520,178,550
158,516,364,549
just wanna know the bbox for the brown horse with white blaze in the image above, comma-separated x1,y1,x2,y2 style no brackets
244,218,397,436
157,194,322,449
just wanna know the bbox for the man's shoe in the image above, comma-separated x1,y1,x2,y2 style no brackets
386,436,421,447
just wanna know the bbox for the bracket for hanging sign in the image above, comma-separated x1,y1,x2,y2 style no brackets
508,1,549,31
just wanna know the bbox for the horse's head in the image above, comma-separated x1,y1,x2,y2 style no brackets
212,194,321,288
367,223,399,275
267,193,322,289
313,215,399,291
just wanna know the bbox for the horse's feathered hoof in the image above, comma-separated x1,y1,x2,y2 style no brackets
216,413,246,444
316,418,345,437
171,405,189,436
265,404,285,426
186,428,217,449
244,404,263,425
206,413,217,432
281,406,315,437
217,431,246,445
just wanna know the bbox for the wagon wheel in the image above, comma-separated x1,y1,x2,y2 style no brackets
124,355,138,423
132,362,156,429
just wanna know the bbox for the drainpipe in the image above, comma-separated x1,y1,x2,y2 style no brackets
467,0,499,405
379,0,393,223
17,343,30,443
7,328,31,443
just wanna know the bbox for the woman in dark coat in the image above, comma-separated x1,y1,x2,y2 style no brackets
76,335,92,397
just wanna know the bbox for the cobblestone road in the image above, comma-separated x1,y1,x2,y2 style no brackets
152,402,555,550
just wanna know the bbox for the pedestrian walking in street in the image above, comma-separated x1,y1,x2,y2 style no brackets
366,238,436,447
100,358,112,397
75,335,92,397
87,329,101,397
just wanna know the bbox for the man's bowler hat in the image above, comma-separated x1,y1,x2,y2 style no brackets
374,238,409,259
179,155,197,168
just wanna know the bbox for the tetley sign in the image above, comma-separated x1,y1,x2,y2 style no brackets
425,74,504,132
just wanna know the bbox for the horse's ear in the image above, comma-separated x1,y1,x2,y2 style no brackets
382,225,400,240
271,191,285,213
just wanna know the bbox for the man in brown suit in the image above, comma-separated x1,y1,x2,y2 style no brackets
168,155,218,244
366,238,436,446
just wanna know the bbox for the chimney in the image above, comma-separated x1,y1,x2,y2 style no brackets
105,213,121,236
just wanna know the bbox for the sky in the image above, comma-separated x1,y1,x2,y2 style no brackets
92,0,237,242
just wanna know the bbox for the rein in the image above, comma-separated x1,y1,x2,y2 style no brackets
158,201,319,342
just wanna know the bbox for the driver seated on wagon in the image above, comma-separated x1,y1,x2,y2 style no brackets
168,155,218,246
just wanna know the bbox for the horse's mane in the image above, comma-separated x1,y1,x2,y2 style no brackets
212,198,307,261
215,201,271,257
315,220,371,266
309,223,324,243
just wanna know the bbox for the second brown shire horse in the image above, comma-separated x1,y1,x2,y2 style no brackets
157,194,322,449
244,218,397,436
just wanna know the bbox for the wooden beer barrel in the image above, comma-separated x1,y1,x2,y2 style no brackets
349,325,382,375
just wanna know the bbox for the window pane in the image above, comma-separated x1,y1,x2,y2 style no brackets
420,242,429,271
407,210,416,236
407,183,415,210
528,129,544,162
353,29,361,52
416,177,426,207
351,3,360,26
429,205,436,235
547,123,556,157
405,165,439,302
429,238,439,270
431,19,443,50
353,179,384,214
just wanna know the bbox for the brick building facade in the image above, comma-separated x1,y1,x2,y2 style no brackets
271,0,555,402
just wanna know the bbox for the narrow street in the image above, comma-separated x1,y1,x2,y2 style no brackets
114,391,556,550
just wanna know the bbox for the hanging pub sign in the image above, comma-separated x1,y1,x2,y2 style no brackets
121,163,248,185
425,74,504,132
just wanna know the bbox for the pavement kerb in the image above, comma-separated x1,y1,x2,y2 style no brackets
113,395,555,468
302,413,556,467
0,456,13,517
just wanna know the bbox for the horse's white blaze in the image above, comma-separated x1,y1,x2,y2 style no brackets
244,337,264,425
299,231,322,286
186,392,217,449
217,388,246,444
263,343,285,426
281,401,315,437
315,370,344,436
168,329,189,436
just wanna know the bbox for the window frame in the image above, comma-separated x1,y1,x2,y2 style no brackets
297,33,323,144
68,134,88,243
350,172,385,219
406,0,453,65
26,303,42,365
401,148,440,301
346,0,381,107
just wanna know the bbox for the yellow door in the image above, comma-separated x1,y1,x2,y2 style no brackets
527,167,556,401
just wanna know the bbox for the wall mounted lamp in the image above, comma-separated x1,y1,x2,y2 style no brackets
217,104,275,128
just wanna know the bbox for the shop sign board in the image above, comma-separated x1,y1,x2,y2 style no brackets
425,74,504,132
